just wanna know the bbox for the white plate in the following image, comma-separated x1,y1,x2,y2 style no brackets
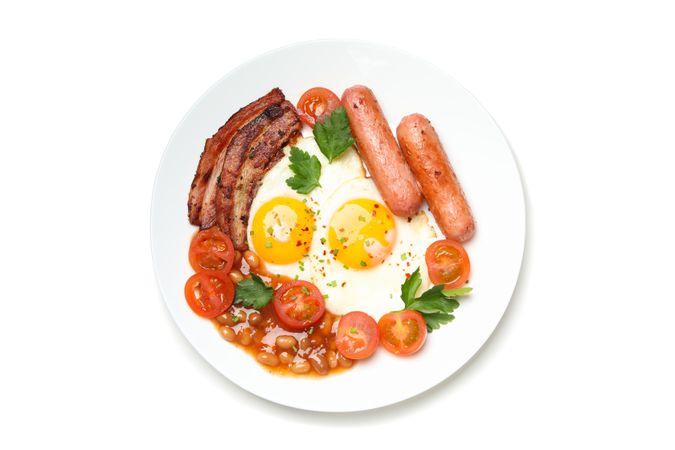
151,40,525,412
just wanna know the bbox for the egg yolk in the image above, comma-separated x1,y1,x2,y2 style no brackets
328,199,397,270
251,197,315,264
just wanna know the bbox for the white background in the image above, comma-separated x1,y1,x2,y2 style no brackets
1,1,673,448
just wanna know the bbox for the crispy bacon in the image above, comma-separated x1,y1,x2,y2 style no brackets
187,88,284,225
188,89,302,251
200,104,282,229
225,101,302,249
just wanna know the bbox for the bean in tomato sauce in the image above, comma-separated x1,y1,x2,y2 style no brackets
209,248,354,376
213,304,353,376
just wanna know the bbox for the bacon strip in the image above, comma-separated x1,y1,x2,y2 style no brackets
200,104,282,229
226,101,302,249
187,88,284,225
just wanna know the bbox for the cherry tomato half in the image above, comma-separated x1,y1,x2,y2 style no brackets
336,311,379,360
184,271,234,319
189,228,235,273
378,310,427,356
273,281,326,331
296,87,341,127
425,239,471,289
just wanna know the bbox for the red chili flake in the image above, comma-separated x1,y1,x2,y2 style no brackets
339,227,344,232
296,240,302,246
323,250,326,256
374,204,379,208
405,273,411,278
407,217,412,223
341,282,346,287
372,210,377,216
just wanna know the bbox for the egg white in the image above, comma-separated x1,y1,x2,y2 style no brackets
309,178,438,320
247,137,364,278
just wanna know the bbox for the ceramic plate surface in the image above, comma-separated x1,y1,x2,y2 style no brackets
151,40,525,412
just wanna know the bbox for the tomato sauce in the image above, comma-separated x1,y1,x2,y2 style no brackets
208,247,354,376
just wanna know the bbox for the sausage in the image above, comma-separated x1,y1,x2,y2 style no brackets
342,86,422,217
396,114,475,242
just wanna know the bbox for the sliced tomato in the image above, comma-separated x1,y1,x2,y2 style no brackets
378,311,427,356
189,228,235,273
184,271,234,319
425,239,471,289
273,281,325,331
296,87,341,127
336,311,379,360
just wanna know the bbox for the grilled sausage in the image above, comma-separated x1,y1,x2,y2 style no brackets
396,114,475,242
342,85,422,217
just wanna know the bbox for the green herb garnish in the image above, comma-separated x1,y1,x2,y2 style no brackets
399,268,472,332
285,146,321,194
313,106,355,163
234,274,274,309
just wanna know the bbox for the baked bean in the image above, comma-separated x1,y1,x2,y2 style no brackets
275,335,298,351
337,353,353,368
256,351,279,367
252,329,264,345
219,311,246,326
219,326,236,342
291,360,311,374
248,311,262,326
238,329,253,346
233,250,242,266
278,351,294,364
243,251,259,269
308,334,323,347
309,354,329,375
326,350,338,369
214,312,231,325
229,269,243,284
318,313,333,336
233,310,247,323
299,337,310,350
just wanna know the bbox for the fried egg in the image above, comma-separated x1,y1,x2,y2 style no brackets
247,137,364,278
309,178,438,320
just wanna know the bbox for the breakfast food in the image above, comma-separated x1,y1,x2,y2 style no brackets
341,85,423,217
397,113,475,242
184,86,475,377
310,177,437,320
187,88,302,248
188,88,285,226
221,101,302,249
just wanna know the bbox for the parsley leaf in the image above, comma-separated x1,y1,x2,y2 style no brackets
286,146,321,194
442,287,473,297
400,268,422,307
313,106,355,163
407,287,459,314
234,274,273,309
398,267,472,333
423,313,455,332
